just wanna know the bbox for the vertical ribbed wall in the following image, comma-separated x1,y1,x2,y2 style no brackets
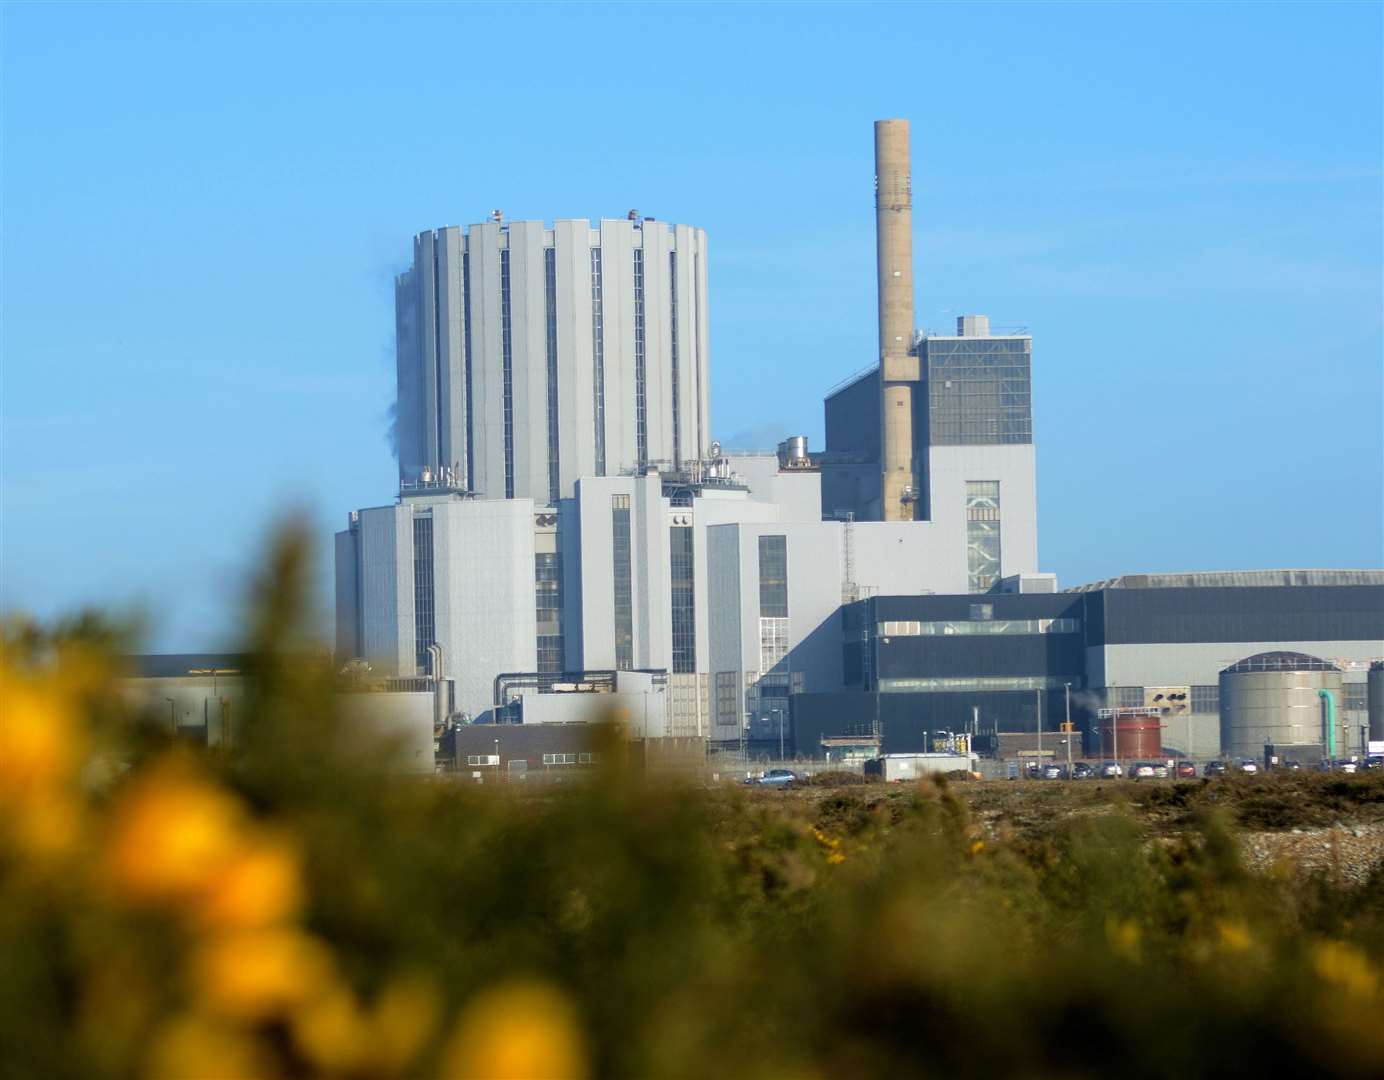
395,218,710,503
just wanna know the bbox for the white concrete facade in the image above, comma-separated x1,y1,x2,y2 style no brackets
395,218,711,503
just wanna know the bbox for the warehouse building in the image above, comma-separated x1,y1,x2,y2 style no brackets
791,570,1384,758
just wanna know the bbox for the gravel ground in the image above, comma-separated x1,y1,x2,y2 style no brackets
1239,820,1384,886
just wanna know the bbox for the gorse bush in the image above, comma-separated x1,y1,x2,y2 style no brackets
3,524,1383,1078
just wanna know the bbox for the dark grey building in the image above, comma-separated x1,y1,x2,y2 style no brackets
791,571,1384,758
820,315,1033,524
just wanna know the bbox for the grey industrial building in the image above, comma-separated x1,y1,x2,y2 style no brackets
790,571,1384,759
335,119,1381,761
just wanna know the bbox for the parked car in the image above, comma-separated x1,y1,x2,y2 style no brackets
1071,762,1095,780
1042,763,1069,780
745,768,798,788
1280,759,1303,771
1098,761,1123,779
1337,760,1359,775
1203,760,1228,778
1130,762,1156,780
1152,763,1170,779
1364,757,1383,771
1175,761,1197,779
1236,759,1260,774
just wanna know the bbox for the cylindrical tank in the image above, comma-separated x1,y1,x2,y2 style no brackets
776,435,809,469
1098,712,1162,760
1219,652,1343,759
1369,661,1384,742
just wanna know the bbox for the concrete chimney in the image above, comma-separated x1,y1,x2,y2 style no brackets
874,119,918,522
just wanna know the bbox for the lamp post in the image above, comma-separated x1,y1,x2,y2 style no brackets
165,697,176,734
1064,682,1073,775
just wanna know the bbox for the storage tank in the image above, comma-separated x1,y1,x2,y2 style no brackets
1369,661,1384,742
1098,708,1163,760
1219,652,1343,759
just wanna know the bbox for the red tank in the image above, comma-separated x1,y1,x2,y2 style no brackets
1099,710,1163,760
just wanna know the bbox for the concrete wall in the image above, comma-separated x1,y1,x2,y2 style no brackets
336,692,436,774
432,498,537,720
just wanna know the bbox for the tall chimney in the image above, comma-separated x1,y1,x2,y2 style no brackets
874,119,918,522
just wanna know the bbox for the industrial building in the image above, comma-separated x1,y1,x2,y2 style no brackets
393,214,711,502
336,118,1047,750
790,570,1384,759
335,118,1381,762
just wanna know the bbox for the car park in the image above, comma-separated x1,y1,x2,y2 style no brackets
1175,761,1197,778
1098,761,1123,779
1071,762,1095,780
1204,761,1228,778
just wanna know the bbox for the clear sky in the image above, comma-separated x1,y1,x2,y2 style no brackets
3,1,1381,649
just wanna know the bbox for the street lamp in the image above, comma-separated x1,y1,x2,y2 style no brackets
1064,682,1073,774
165,697,177,734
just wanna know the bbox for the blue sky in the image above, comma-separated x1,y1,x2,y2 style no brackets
3,1,1380,649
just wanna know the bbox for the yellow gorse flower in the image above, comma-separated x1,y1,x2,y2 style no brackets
441,979,588,1080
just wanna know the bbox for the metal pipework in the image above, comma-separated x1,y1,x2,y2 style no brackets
874,119,918,522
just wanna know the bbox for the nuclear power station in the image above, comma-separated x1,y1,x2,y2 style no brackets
334,119,1384,762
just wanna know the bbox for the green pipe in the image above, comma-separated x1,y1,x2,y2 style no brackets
1319,689,1336,760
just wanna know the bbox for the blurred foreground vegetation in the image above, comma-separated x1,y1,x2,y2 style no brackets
3,526,1384,1078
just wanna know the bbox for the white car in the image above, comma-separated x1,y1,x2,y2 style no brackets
1237,759,1260,774
1130,763,1156,780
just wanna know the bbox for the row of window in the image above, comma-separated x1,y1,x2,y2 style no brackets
879,675,1071,693
544,248,560,505
612,496,633,670
412,516,435,673
876,618,1080,638
632,248,647,466
500,249,515,498
543,752,599,765
670,526,696,674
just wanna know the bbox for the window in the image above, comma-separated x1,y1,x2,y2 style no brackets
412,515,434,674
758,535,788,618
466,754,499,766
544,247,560,504
578,752,597,765
925,335,1032,446
462,251,474,486
876,618,1080,637
969,603,993,621
1343,684,1368,711
543,752,578,766
590,248,605,475
633,247,647,467
715,671,740,729
1191,685,1219,714
966,482,1001,593
612,495,633,669
879,675,1070,693
670,526,696,674
535,552,563,674
669,250,681,466
500,248,514,498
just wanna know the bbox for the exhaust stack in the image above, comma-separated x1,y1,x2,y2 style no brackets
874,119,918,522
